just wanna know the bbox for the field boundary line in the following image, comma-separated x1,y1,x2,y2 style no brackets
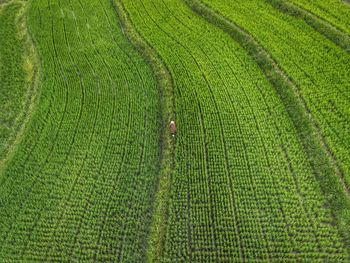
266,0,350,53
111,0,175,261
184,0,350,256
0,0,41,176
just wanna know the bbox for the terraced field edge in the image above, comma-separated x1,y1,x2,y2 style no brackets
111,0,175,261
266,0,350,53
184,0,350,255
0,0,41,175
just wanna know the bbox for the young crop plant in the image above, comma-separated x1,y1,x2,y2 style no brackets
0,1,38,170
287,0,350,36
0,0,349,261
198,0,350,250
119,0,350,261
201,0,350,190
0,0,161,261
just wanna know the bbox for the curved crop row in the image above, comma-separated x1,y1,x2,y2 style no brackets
119,0,349,261
201,0,350,203
287,0,350,36
185,0,350,254
0,1,39,170
111,1,176,261
0,0,161,261
264,0,350,53
0,2,25,161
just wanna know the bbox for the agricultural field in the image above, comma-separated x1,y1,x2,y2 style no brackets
0,1,37,167
0,0,349,262
288,0,350,35
0,0,161,261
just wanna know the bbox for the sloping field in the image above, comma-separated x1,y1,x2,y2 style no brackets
201,0,350,193
119,0,349,261
288,0,350,36
0,3,25,160
0,0,161,261
0,0,349,262
0,1,38,167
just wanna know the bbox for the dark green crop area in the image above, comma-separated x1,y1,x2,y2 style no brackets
288,0,350,36
0,2,27,163
201,0,350,189
0,0,349,262
0,0,160,261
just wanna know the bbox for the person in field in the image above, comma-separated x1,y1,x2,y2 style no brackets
170,121,176,137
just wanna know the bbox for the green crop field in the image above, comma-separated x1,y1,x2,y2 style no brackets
289,0,350,36
0,1,37,167
0,0,349,262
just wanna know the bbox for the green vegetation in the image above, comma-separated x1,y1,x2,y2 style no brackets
266,0,350,52
185,0,350,254
288,0,350,36
201,0,350,196
0,0,349,261
119,0,348,261
0,2,25,160
0,1,39,170
0,0,161,261
111,1,175,261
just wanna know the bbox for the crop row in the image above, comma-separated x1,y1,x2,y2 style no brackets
287,0,350,36
120,0,348,261
202,0,350,208
0,0,160,261
0,2,27,163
